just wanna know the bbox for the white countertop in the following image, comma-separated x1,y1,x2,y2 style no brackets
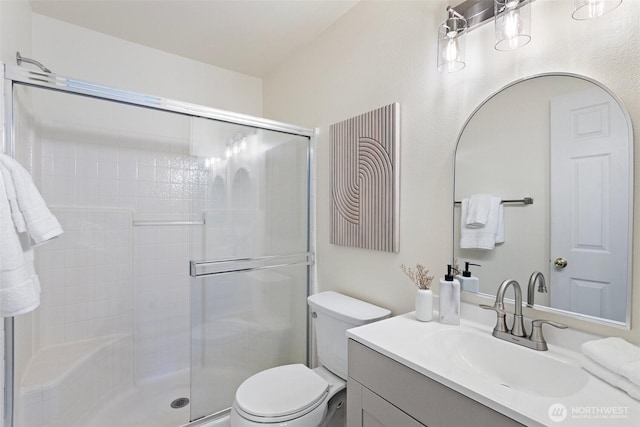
346,304,640,427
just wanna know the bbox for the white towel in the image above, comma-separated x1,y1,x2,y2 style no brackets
0,164,27,233
0,154,63,244
460,196,504,250
0,171,40,316
582,337,640,374
0,154,62,316
581,356,640,401
466,193,492,228
621,361,640,388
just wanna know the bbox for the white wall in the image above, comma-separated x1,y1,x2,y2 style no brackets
0,0,31,65
262,0,640,342
31,13,263,117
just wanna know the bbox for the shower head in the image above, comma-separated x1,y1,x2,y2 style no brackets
16,52,52,73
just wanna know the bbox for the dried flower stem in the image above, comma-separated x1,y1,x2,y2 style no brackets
401,263,434,290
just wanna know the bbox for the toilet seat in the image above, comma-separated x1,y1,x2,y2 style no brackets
234,364,329,423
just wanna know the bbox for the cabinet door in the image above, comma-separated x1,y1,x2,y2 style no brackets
360,385,423,427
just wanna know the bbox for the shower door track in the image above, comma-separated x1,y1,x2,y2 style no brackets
2,65,314,157
2,64,315,427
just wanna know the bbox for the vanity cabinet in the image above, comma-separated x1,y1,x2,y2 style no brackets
349,380,424,427
347,339,525,427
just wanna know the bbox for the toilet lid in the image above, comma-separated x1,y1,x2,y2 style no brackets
235,364,329,418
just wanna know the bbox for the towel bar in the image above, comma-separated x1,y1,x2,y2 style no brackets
454,197,533,205
132,219,205,226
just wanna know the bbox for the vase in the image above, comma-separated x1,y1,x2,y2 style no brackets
415,289,433,322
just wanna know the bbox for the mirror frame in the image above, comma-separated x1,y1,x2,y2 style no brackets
452,72,634,330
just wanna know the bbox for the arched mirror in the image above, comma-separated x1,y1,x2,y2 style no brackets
453,73,633,328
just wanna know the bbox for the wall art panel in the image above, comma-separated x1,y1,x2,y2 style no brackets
330,103,399,252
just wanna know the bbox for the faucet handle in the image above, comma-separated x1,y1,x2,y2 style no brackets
529,319,568,350
479,304,508,333
479,304,506,315
531,319,567,330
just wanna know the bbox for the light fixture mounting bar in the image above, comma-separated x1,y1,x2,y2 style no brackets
450,0,494,31
451,0,535,32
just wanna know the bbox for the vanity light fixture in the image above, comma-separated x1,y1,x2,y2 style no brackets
437,7,468,72
439,0,622,72
494,0,531,51
572,0,622,20
437,0,530,73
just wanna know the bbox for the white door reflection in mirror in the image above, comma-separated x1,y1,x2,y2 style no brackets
453,73,633,328
550,87,629,322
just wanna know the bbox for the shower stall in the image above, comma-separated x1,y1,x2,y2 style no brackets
2,65,313,427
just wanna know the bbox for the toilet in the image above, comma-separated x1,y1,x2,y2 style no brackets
229,291,390,427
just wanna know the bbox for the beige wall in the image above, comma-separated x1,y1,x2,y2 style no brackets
263,0,640,342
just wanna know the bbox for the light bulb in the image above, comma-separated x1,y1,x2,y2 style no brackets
437,33,465,72
225,147,232,158
586,0,604,18
444,37,460,67
240,140,247,151
437,12,466,72
495,0,530,51
504,9,522,49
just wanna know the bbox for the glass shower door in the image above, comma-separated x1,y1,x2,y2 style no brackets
11,84,196,427
188,118,311,420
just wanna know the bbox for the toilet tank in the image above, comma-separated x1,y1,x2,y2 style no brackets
307,291,390,380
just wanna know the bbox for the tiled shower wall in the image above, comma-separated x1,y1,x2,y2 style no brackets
27,89,208,382
35,208,133,349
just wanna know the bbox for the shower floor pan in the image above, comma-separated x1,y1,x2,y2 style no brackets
18,334,132,427
79,369,191,427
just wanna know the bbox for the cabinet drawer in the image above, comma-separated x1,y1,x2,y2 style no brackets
348,339,524,427
363,384,423,427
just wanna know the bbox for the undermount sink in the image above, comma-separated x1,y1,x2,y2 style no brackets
421,328,589,398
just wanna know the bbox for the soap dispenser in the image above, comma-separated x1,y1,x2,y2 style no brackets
439,265,460,325
456,262,481,293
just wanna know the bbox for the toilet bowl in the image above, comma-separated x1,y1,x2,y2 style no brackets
229,292,390,427
229,365,344,427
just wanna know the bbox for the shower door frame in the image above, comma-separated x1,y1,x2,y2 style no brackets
2,64,316,427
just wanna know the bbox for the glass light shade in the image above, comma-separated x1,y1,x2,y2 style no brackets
437,24,466,73
495,0,531,51
572,0,622,19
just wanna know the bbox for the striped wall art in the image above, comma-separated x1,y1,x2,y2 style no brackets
330,103,399,252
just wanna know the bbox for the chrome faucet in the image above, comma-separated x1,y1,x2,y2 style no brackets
495,279,526,337
527,271,548,307
481,278,567,351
